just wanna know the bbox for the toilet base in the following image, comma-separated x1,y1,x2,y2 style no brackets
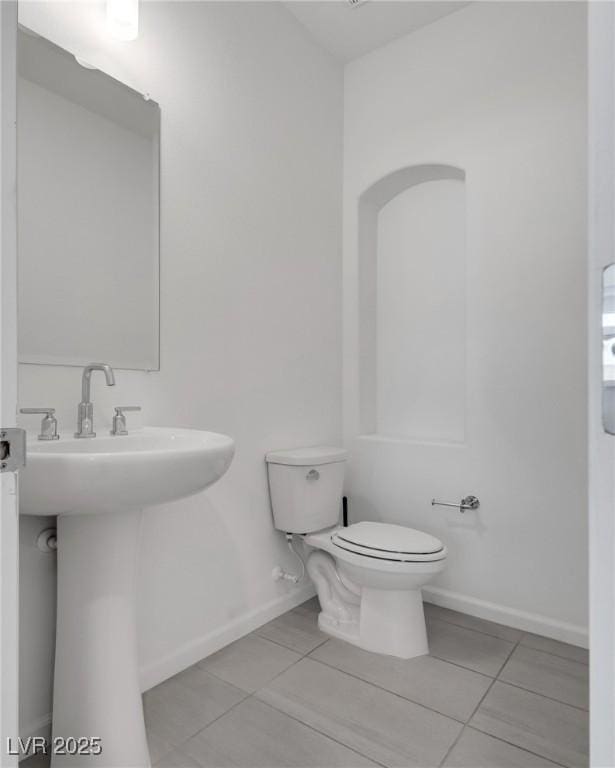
306,548,431,659
317,587,428,659
317,604,359,644
359,587,428,658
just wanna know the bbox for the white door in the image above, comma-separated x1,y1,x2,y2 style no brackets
589,3,615,766
0,1,19,765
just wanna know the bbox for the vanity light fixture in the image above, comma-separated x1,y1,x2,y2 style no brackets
106,0,139,41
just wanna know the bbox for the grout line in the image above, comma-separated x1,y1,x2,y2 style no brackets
307,651,467,725
254,646,312,686
428,621,589,712
425,603,527,643
425,606,588,663
198,641,308,698
463,726,569,768
307,637,330,653
513,641,590,668
251,629,329,658
437,625,523,767
493,632,520,678
251,629,315,656
424,604,524,642
175,691,255,756
437,723,471,767
391,642,493,681
253,696,390,768
493,679,589,713
146,682,252,765
190,664,255,694
436,673,498,766
427,650,508,679
146,683,251,753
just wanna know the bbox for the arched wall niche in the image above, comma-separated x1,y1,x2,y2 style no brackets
358,164,467,442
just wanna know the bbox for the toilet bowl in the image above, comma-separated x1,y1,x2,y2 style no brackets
304,521,446,658
265,446,447,659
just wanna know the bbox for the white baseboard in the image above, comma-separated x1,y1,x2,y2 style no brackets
139,582,316,692
422,585,589,649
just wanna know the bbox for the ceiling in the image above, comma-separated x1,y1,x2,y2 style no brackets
284,1,469,63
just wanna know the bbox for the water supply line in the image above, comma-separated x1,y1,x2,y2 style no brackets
272,533,305,584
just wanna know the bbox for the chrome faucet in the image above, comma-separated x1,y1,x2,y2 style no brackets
75,363,116,438
20,408,59,441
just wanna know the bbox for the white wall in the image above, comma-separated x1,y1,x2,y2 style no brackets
343,2,588,643
17,0,341,740
375,177,466,442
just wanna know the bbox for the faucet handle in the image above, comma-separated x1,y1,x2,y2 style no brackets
110,406,141,437
20,408,60,441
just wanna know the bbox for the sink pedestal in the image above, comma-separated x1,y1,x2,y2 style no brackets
20,427,235,766
51,510,150,767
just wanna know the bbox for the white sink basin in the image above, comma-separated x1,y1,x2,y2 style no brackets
20,427,235,516
20,426,235,768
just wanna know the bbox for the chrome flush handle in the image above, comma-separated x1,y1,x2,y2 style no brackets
20,408,60,441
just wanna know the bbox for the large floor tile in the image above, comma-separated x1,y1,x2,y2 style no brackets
424,603,524,643
255,605,327,655
154,748,201,767
182,697,378,768
428,618,516,677
500,645,589,709
198,633,301,692
310,638,491,721
520,633,589,665
143,664,246,755
147,729,178,766
470,681,589,768
258,656,461,767
296,596,320,614
443,728,561,767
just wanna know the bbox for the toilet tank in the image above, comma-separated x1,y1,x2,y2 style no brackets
265,446,347,534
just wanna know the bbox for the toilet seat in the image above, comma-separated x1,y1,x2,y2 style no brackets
331,521,446,563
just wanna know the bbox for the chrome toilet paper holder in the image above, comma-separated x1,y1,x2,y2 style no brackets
432,495,480,513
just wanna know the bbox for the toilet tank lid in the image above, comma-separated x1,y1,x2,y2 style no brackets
266,446,348,466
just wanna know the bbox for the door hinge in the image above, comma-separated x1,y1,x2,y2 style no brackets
0,428,26,472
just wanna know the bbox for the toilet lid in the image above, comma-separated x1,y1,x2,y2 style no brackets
331,521,444,561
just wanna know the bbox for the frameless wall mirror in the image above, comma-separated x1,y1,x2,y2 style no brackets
602,264,615,434
17,28,160,371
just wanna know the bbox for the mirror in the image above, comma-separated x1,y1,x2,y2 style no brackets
17,29,160,371
603,264,615,434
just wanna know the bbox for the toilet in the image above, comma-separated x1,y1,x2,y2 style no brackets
266,446,447,659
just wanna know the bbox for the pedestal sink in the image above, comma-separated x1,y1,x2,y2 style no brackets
20,427,235,767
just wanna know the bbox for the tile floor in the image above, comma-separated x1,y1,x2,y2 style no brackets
23,598,589,768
